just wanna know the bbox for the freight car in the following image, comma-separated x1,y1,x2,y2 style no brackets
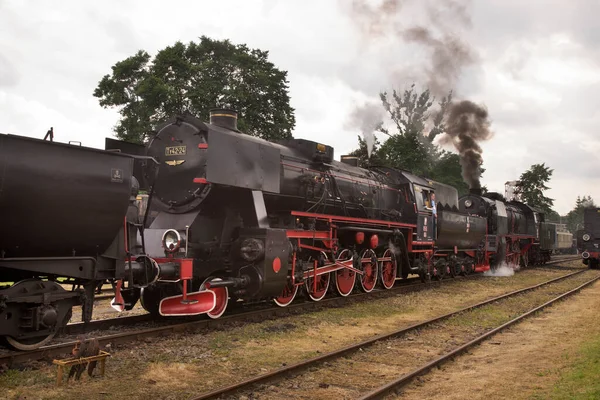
540,223,574,255
580,207,600,269
0,133,159,349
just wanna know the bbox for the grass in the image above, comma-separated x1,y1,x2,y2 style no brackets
536,334,600,400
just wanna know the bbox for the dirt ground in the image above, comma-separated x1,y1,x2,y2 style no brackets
393,276,600,400
0,261,590,400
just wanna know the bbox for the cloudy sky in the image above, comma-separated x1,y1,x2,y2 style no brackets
1,0,598,215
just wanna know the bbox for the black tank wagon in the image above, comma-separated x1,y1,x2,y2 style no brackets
0,133,157,349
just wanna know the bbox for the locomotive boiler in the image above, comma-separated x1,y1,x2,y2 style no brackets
0,133,157,349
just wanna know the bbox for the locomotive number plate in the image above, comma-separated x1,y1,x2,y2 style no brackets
165,146,187,156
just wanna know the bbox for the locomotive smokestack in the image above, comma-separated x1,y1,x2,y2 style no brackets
209,108,238,131
470,187,482,196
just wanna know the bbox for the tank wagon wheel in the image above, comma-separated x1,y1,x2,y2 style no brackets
357,249,378,292
379,248,397,290
200,277,229,319
5,308,71,351
6,308,73,351
335,248,356,297
6,333,57,351
274,279,299,307
4,281,74,351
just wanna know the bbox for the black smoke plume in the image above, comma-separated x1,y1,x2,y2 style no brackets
441,100,493,189
343,0,480,160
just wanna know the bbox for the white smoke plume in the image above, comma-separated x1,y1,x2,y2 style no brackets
345,101,384,158
483,262,520,277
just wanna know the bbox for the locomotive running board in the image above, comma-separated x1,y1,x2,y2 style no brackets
158,290,217,317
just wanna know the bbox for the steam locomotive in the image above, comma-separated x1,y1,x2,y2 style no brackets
0,109,564,349
579,207,600,268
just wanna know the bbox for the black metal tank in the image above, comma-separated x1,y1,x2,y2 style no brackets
0,134,135,258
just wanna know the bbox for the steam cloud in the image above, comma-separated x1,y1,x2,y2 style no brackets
440,100,494,189
343,0,492,181
345,101,384,158
483,261,520,277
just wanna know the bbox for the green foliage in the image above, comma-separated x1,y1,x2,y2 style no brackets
94,36,296,143
348,84,482,197
514,163,555,214
565,195,596,233
545,209,563,224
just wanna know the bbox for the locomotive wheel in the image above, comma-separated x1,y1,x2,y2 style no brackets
201,277,229,319
433,260,445,281
449,262,457,278
358,249,378,292
520,252,529,268
335,249,356,297
274,279,299,307
305,272,331,301
379,249,397,290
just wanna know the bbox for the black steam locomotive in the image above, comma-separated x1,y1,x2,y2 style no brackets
579,207,600,268
0,108,563,349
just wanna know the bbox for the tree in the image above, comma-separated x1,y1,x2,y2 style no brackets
93,36,296,143
513,163,554,214
565,195,596,233
377,84,443,175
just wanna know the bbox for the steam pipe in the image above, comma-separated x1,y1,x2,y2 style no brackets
205,276,249,289
337,226,395,234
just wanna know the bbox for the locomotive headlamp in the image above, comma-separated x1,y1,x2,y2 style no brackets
162,229,182,252
583,233,591,242
316,143,326,153
464,199,473,208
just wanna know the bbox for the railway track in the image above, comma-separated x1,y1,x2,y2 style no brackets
0,256,579,368
69,256,579,333
190,263,593,400
0,276,438,366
